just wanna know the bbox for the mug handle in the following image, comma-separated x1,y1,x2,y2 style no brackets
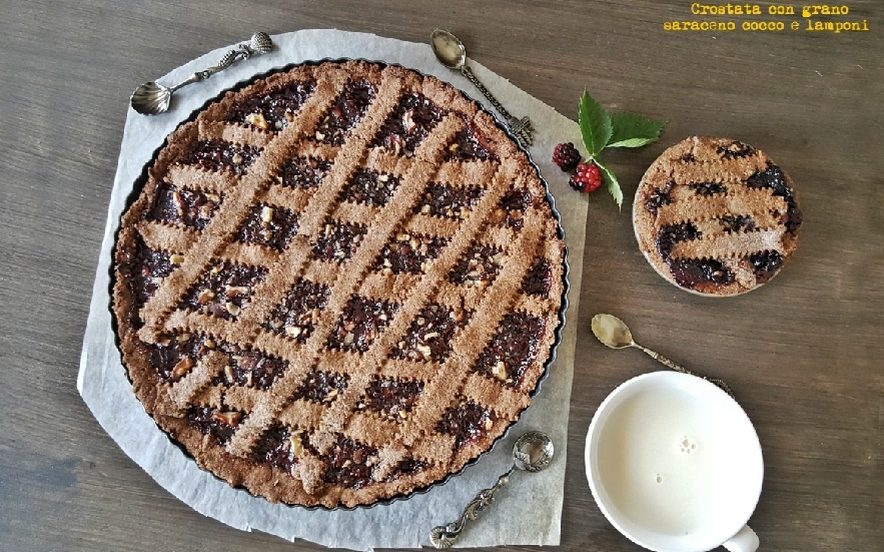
722,525,759,552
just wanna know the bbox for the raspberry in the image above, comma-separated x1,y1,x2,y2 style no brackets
552,142,581,171
569,161,603,193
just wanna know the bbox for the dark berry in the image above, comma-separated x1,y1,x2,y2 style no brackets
552,142,581,171
569,161,603,193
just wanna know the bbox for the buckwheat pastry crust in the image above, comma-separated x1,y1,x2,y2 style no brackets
633,136,801,296
112,60,566,508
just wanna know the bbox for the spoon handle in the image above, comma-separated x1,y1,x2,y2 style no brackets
429,468,514,549
632,343,737,399
169,51,237,92
170,33,272,92
460,66,534,147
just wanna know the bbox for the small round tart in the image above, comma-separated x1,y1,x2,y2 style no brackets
112,60,566,508
633,136,802,296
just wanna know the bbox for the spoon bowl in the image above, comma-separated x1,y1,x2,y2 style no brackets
430,431,554,548
431,29,468,70
591,313,736,399
591,312,636,350
131,82,173,116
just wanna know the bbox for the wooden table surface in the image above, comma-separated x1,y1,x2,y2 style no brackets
1,1,881,551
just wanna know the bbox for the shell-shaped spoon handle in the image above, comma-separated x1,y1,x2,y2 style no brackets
249,31,274,54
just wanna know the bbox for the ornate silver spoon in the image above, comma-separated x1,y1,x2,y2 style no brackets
130,32,274,115
591,313,736,399
429,431,554,549
430,29,534,147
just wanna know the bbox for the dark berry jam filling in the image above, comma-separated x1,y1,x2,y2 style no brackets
747,163,802,235
339,168,400,206
391,303,465,362
311,220,367,263
385,458,431,482
656,222,702,260
473,312,545,387
436,399,496,448
185,405,245,445
321,437,378,490
374,232,447,274
784,203,803,234
148,181,221,230
359,376,425,421
413,183,483,219
680,152,698,163
373,93,445,157
277,156,332,190
251,423,297,471
644,181,674,216
328,295,398,352
449,244,503,286
180,260,268,319
521,259,554,297
748,249,783,283
226,79,315,132
180,140,261,174
264,278,331,341
747,163,792,199
293,370,349,403
690,181,728,197
668,258,734,290
719,214,756,233
496,188,535,229
143,332,217,382
117,235,175,322
234,203,299,251
717,141,756,159
444,119,497,162
223,349,288,390
314,80,375,145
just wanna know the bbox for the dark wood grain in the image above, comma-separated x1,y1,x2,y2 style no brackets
1,1,881,551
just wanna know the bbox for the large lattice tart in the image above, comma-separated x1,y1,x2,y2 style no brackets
112,60,566,508
633,136,801,296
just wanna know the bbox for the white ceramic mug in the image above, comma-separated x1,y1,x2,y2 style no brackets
585,371,763,552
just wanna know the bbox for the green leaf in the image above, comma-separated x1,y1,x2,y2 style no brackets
606,112,666,148
595,159,623,210
578,90,612,157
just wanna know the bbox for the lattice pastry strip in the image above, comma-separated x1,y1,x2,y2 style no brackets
136,221,198,258
112,61,566,508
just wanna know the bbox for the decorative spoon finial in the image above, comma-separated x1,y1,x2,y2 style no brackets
249,31,274,55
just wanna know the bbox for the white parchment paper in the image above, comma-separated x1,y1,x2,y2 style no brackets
78,29,587,550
